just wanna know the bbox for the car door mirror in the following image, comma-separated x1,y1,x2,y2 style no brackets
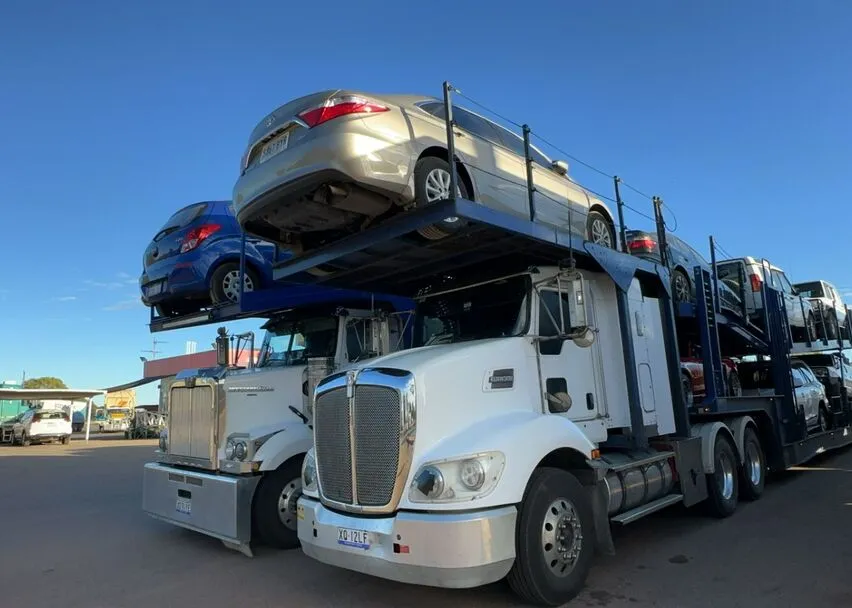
551,160,569,176
793,376,803,388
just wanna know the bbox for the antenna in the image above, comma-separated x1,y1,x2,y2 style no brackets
141,338,168,360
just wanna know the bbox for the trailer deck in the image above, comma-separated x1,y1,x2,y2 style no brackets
269,195,852,470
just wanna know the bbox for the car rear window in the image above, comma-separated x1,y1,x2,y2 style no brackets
794,281,824,298
154,202,209,241
34,411,69,421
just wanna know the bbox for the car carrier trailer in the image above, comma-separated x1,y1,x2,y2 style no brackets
247,85,852,606
141,251,415,556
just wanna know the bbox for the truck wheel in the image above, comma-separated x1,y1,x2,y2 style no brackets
252,459,303,550
507,467,594,607
738,427,765,501
705,434,738,518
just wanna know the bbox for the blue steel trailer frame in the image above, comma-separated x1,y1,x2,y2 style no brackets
269,195,852,469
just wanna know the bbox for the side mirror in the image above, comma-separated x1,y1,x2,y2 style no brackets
215,327,230,367
551,160,569,176
793,376,803,388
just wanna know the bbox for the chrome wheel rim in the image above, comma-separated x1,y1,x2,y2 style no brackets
718,448,735,500
541,498,583,577
674,273,690,302
277,477,302,531
745,441,762,486
424,168,460,223
589,218,612,248
222,270,254,302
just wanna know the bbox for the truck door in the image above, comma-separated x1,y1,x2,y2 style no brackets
535,287,602,422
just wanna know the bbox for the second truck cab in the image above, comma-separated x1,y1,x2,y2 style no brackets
143,303,412,555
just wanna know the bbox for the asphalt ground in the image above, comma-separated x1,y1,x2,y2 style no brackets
1,436,850,608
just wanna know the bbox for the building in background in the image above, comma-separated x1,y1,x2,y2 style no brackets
0,380,25,422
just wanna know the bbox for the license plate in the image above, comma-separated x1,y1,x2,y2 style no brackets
258,132,290,164
176,498,192,515
146,282,164,296
337,527,370,550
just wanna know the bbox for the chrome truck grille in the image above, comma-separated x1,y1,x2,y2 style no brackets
163,378,220,470
314,368,416,514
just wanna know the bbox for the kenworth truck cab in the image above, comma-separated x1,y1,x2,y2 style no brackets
298,266,686,603
142,301,413,556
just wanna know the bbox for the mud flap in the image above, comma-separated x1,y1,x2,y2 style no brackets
590,479,615,556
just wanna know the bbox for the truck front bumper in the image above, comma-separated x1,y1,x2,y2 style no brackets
297,497,517,589
142,462,261,553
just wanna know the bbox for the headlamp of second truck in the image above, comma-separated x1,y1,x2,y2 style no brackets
409,451,506,503
223,431,275,464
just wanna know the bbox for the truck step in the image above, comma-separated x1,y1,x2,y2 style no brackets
611,493,684,525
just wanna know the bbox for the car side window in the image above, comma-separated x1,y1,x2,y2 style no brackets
452,108,506,148
418,101,446,120
771,270,794,294
791,367,804,386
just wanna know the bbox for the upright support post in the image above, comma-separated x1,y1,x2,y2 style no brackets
239,233,247,304
798,297,811,346
615,288,648,449
709,236,721,314
659,286,689,436
652,197,669,268
614,176,628,254
85,397,93,443
522,124,536,221
442,81,459,202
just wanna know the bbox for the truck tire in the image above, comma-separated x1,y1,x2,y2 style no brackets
738,427,765,501
252,459,303,550
507,467,594,607
705,434,738,518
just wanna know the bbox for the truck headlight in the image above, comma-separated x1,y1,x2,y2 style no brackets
302,448,318,493
158,428,168,452
225,439,236,460
409,451,505,503
233,440,247,461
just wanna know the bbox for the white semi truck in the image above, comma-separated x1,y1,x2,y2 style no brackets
268,197,852,606
142,301,412,556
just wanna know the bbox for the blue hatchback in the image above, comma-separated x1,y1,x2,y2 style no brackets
140,200,279,316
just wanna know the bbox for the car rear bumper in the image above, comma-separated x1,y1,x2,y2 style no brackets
233,128,413,232
297,496,517,589
142,462,261,549
140,250,210,305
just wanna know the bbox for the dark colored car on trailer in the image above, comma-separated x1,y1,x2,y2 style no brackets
625,229,742,312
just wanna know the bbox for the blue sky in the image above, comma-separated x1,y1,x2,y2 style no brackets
1,1,850,404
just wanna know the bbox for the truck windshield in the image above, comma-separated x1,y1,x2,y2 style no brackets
414,275,529,346
257,317,338,367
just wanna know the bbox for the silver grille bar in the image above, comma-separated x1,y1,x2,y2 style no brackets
313,367,416,514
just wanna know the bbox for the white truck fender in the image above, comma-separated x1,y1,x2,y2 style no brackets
397,411,598,511
254,424,313,473
689,421,737,473
725,415,758,463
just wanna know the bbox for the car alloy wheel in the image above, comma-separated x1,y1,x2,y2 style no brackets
589,217,612,248
221,269,255,302
424,167,461,224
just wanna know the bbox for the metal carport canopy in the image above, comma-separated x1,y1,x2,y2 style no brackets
0,388,106,442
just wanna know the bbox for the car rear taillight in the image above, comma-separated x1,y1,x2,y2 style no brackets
181,224,221,253
628,237,658,253
298,96,389,128
750,273,763,292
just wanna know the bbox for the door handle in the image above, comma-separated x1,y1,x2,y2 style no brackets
453,130,466,138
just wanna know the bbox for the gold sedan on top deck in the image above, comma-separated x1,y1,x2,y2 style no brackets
232,89,617,253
